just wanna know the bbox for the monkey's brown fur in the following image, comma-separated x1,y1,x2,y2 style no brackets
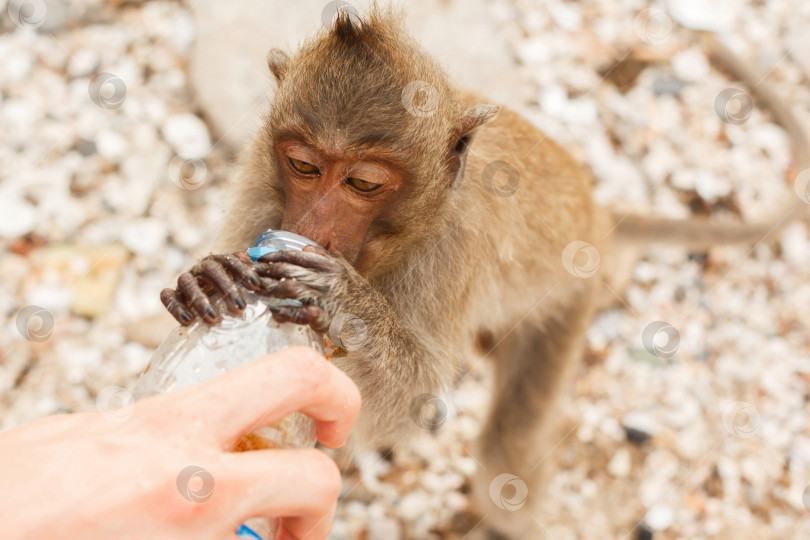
164,7,809,538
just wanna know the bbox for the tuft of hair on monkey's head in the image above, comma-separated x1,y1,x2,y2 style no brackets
262,5,500,199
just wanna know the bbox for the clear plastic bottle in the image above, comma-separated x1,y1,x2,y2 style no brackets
133,230,326,540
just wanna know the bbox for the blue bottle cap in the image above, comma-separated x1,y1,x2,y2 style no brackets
247,230,323,263
246,246,277,263
236,524,264,539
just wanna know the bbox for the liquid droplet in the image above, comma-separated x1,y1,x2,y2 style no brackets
215,359,229,372
162,374,177,392
192,362,202,374
202,332,221,349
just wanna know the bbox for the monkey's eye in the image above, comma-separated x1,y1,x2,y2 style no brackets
346,177,382,192
288,157,319,175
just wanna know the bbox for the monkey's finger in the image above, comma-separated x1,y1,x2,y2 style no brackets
265,277,323,305
254,263,332,294
257,249,339,272
217,253,261,291
200,259,247,313
253,261,317,281
257,276,280,296
160,288,194,325
177,272,221,324
269,305,331,335
230,250,253,264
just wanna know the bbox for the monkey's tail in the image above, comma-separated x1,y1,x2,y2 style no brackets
612,32,809,249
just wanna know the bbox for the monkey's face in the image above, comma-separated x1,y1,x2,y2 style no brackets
259,10,499,274
274,135,407,268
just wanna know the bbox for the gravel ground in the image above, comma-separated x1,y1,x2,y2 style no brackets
1,1,810,539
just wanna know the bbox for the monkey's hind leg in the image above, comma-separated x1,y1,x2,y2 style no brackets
471,297,594,538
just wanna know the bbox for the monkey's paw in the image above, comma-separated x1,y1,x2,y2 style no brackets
160,251,261,326
251,246,358,337
160,247,365,345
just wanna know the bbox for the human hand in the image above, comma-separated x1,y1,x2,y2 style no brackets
0,346,361,540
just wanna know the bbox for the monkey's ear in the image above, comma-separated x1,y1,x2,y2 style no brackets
266,49,290,83
448,104,501,189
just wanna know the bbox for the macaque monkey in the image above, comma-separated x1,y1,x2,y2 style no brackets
160,7,809,538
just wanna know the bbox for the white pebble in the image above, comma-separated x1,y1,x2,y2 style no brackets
645,504,674,531
26,283,72,313
694,170,731,201
0,192,37,238
608,447,632,478
671,48,711,82
367,515,401,540
780,222,809,267
96,130,128,160
1,51,33,84
549,3,582,32
540,84,568,118
633,261,658,283
396,491,429,522
39,0,69,32
67,49,100,78
668,0,733,32
162,113,212,158
581,479,598,498
517,37,552,66
120,146,171,215
121,218,168,257
577,423,595,443
453,456,477,477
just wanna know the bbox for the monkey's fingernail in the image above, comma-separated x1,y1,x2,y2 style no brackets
248,275,260,287
179,312,193,324
205,307,218,320
235,297,246,309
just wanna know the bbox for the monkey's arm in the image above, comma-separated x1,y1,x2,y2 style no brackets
255,249,447,446
250,249,447,447
161,246,447,445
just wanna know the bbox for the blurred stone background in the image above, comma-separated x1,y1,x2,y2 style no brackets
1,0,810,538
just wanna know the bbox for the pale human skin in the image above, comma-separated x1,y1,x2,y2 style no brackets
0,346,361,540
